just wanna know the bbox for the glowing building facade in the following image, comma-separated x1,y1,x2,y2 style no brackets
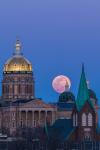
0,40,57,135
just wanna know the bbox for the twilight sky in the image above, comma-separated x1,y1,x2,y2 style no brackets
0,0,100,103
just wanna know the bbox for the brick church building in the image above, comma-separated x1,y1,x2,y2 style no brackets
48,65,100,143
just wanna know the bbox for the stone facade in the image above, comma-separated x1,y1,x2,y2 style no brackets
0,99,57,135
72,101,97,141
2,72,34,100
0,40,60,136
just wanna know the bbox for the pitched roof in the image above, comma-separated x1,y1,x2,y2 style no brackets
76,64,94,111
48,119,74,142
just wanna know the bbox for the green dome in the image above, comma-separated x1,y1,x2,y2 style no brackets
59,92,75,103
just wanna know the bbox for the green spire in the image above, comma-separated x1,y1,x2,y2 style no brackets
76,64,89,111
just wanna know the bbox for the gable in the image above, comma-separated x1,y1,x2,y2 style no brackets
79,101,95,115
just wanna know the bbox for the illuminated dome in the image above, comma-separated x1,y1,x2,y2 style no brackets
4,40,32,72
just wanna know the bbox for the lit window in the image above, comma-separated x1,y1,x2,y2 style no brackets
14,85,18,95
12,112,15,120
82,113,86,126
88,113,92,126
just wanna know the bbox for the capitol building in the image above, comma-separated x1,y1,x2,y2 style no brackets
0,40,58,136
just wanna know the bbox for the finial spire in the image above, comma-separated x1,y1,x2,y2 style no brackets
14,39,22,55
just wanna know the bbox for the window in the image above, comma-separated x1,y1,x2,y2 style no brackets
20,121,23,128
84,132,91,141
73,114,75,126
34,120,37,127
12,112,15,120
21,85,25,95
6,85,9,93
82,113,86,126
88,113,92,126
73,113,78,127
14,85,18,95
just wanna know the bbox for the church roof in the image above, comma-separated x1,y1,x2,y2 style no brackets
76,65,94,111
48,119,74,142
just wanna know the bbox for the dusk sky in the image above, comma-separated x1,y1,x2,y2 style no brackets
0,0,100,103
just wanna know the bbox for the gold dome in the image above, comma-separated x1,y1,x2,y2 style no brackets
4,40,32,72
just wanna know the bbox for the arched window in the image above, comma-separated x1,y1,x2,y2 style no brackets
88,113,92,126
73,114,75,126
84,132,91,141
82,113,86,126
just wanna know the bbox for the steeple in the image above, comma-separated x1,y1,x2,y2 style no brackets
14,39,22,55
76,64,90,111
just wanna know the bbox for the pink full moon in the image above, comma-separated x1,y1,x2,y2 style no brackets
52,75,71,93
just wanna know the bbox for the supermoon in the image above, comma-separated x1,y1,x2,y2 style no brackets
52,75,71,93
